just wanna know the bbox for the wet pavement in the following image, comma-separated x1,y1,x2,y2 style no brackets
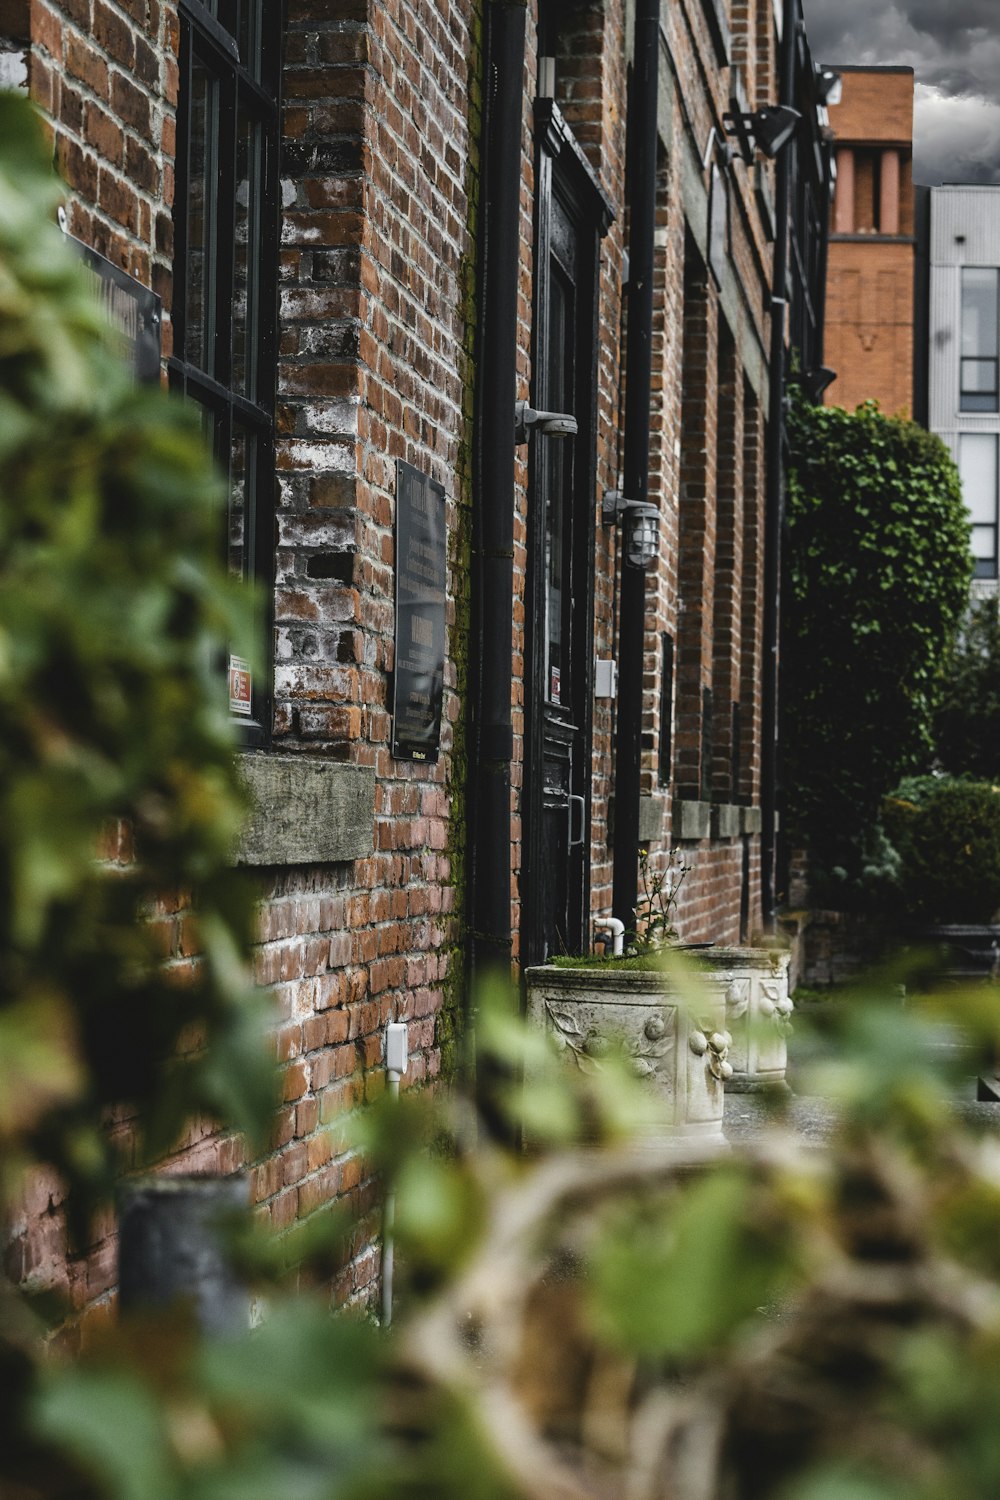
722,1073,1000,1147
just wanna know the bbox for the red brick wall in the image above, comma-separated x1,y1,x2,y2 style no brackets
4,0,792,1334
825,69,915,417
17,0,177,322
643,0,776,945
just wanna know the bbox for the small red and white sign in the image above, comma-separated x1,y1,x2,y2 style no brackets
229,656,253,717
550,665,561,704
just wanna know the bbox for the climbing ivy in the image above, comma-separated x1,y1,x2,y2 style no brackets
782,393,972,890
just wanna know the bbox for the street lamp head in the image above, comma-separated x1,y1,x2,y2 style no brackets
724,102,802,163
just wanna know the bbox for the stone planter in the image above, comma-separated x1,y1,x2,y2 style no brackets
705,947,793,1093
524,963,731,1149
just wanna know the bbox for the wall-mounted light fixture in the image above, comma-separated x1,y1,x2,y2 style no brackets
514,398,578,445
802,365,837,403
603,489,660,570
537,54,556,99
724,101,801,164
815,67,842,107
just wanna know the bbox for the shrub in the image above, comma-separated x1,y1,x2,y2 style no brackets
885,777,1000,923
783,394,972,884
933,597,1000,779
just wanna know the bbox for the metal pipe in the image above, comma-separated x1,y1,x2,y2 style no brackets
612,0,661,932
467,1,526,993
380,1068,401,1328
380,1023,408,1329
761,0,798,930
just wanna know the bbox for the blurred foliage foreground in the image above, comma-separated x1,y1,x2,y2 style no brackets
17,975,1000,1500
9,90,1000,1500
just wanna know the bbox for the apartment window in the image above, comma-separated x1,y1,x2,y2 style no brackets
959,433,998,579
171,0,281,743
960,267,1000,413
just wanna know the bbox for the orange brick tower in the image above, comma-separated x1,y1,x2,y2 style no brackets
824,66,916,416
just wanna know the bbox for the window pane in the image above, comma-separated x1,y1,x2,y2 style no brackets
961,358,998,394
233,109,261,398
959,433,998,525
544,263,571,704
228,424,257,583
973,527,997,578
238,0,263,79
961,268,998,358
184,59,218,375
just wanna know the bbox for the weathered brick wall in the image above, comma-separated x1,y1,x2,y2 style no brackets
13,0,178,320
3,0,797,1337
7,0,477,1341
825,68,915,417
644,0,775,946
825,238,915,417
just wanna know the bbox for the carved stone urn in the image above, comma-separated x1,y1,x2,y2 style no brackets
704,947,793,1093
523,963,731,1149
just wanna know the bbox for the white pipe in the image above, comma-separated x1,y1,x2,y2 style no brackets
597,917,626,956
381,1067,401,1329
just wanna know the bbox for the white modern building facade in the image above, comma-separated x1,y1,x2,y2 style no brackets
925,186,1000,590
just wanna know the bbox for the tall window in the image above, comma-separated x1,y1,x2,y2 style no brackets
171,0,281,743
960,267,1000,413
959,433,998,579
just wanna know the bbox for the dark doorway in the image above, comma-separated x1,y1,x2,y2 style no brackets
523,100,612,966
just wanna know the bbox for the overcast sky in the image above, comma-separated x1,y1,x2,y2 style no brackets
802,0,1000,185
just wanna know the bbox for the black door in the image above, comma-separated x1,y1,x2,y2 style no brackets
524,104,611,966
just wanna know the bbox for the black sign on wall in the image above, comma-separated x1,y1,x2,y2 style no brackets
64,230,162,384
391,461,446,762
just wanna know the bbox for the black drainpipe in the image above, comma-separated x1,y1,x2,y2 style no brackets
761,0,797,930
612,0,661,931
468,1,526,993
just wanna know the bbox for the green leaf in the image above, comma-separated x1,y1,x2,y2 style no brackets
32,1369,180,1500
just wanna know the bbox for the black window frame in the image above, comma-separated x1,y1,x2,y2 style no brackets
959,431,1000,581
170,0,282,747
960,266,1000,416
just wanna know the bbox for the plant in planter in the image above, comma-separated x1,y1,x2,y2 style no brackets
631,849,795,1096
524,852,732,1150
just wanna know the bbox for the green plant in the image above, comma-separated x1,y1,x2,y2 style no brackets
0,91,273,1494
630,847,688,953
884,777,1000,923
933,597,1000,779
782,393,972,885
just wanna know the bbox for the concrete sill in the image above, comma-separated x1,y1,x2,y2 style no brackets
234,753,375,866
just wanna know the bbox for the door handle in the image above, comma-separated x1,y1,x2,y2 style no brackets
568,794,586,849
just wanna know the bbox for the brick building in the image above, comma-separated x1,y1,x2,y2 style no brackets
1,0,832,1335
824,65,916,416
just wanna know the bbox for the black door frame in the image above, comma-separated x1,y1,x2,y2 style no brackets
523,99,614,968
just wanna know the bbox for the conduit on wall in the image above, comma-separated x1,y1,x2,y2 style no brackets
467,1,526,994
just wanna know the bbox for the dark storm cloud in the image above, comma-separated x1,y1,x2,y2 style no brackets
801,0,1000,183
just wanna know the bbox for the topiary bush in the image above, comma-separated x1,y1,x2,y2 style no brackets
883,777,1000,923
783,393,972,890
